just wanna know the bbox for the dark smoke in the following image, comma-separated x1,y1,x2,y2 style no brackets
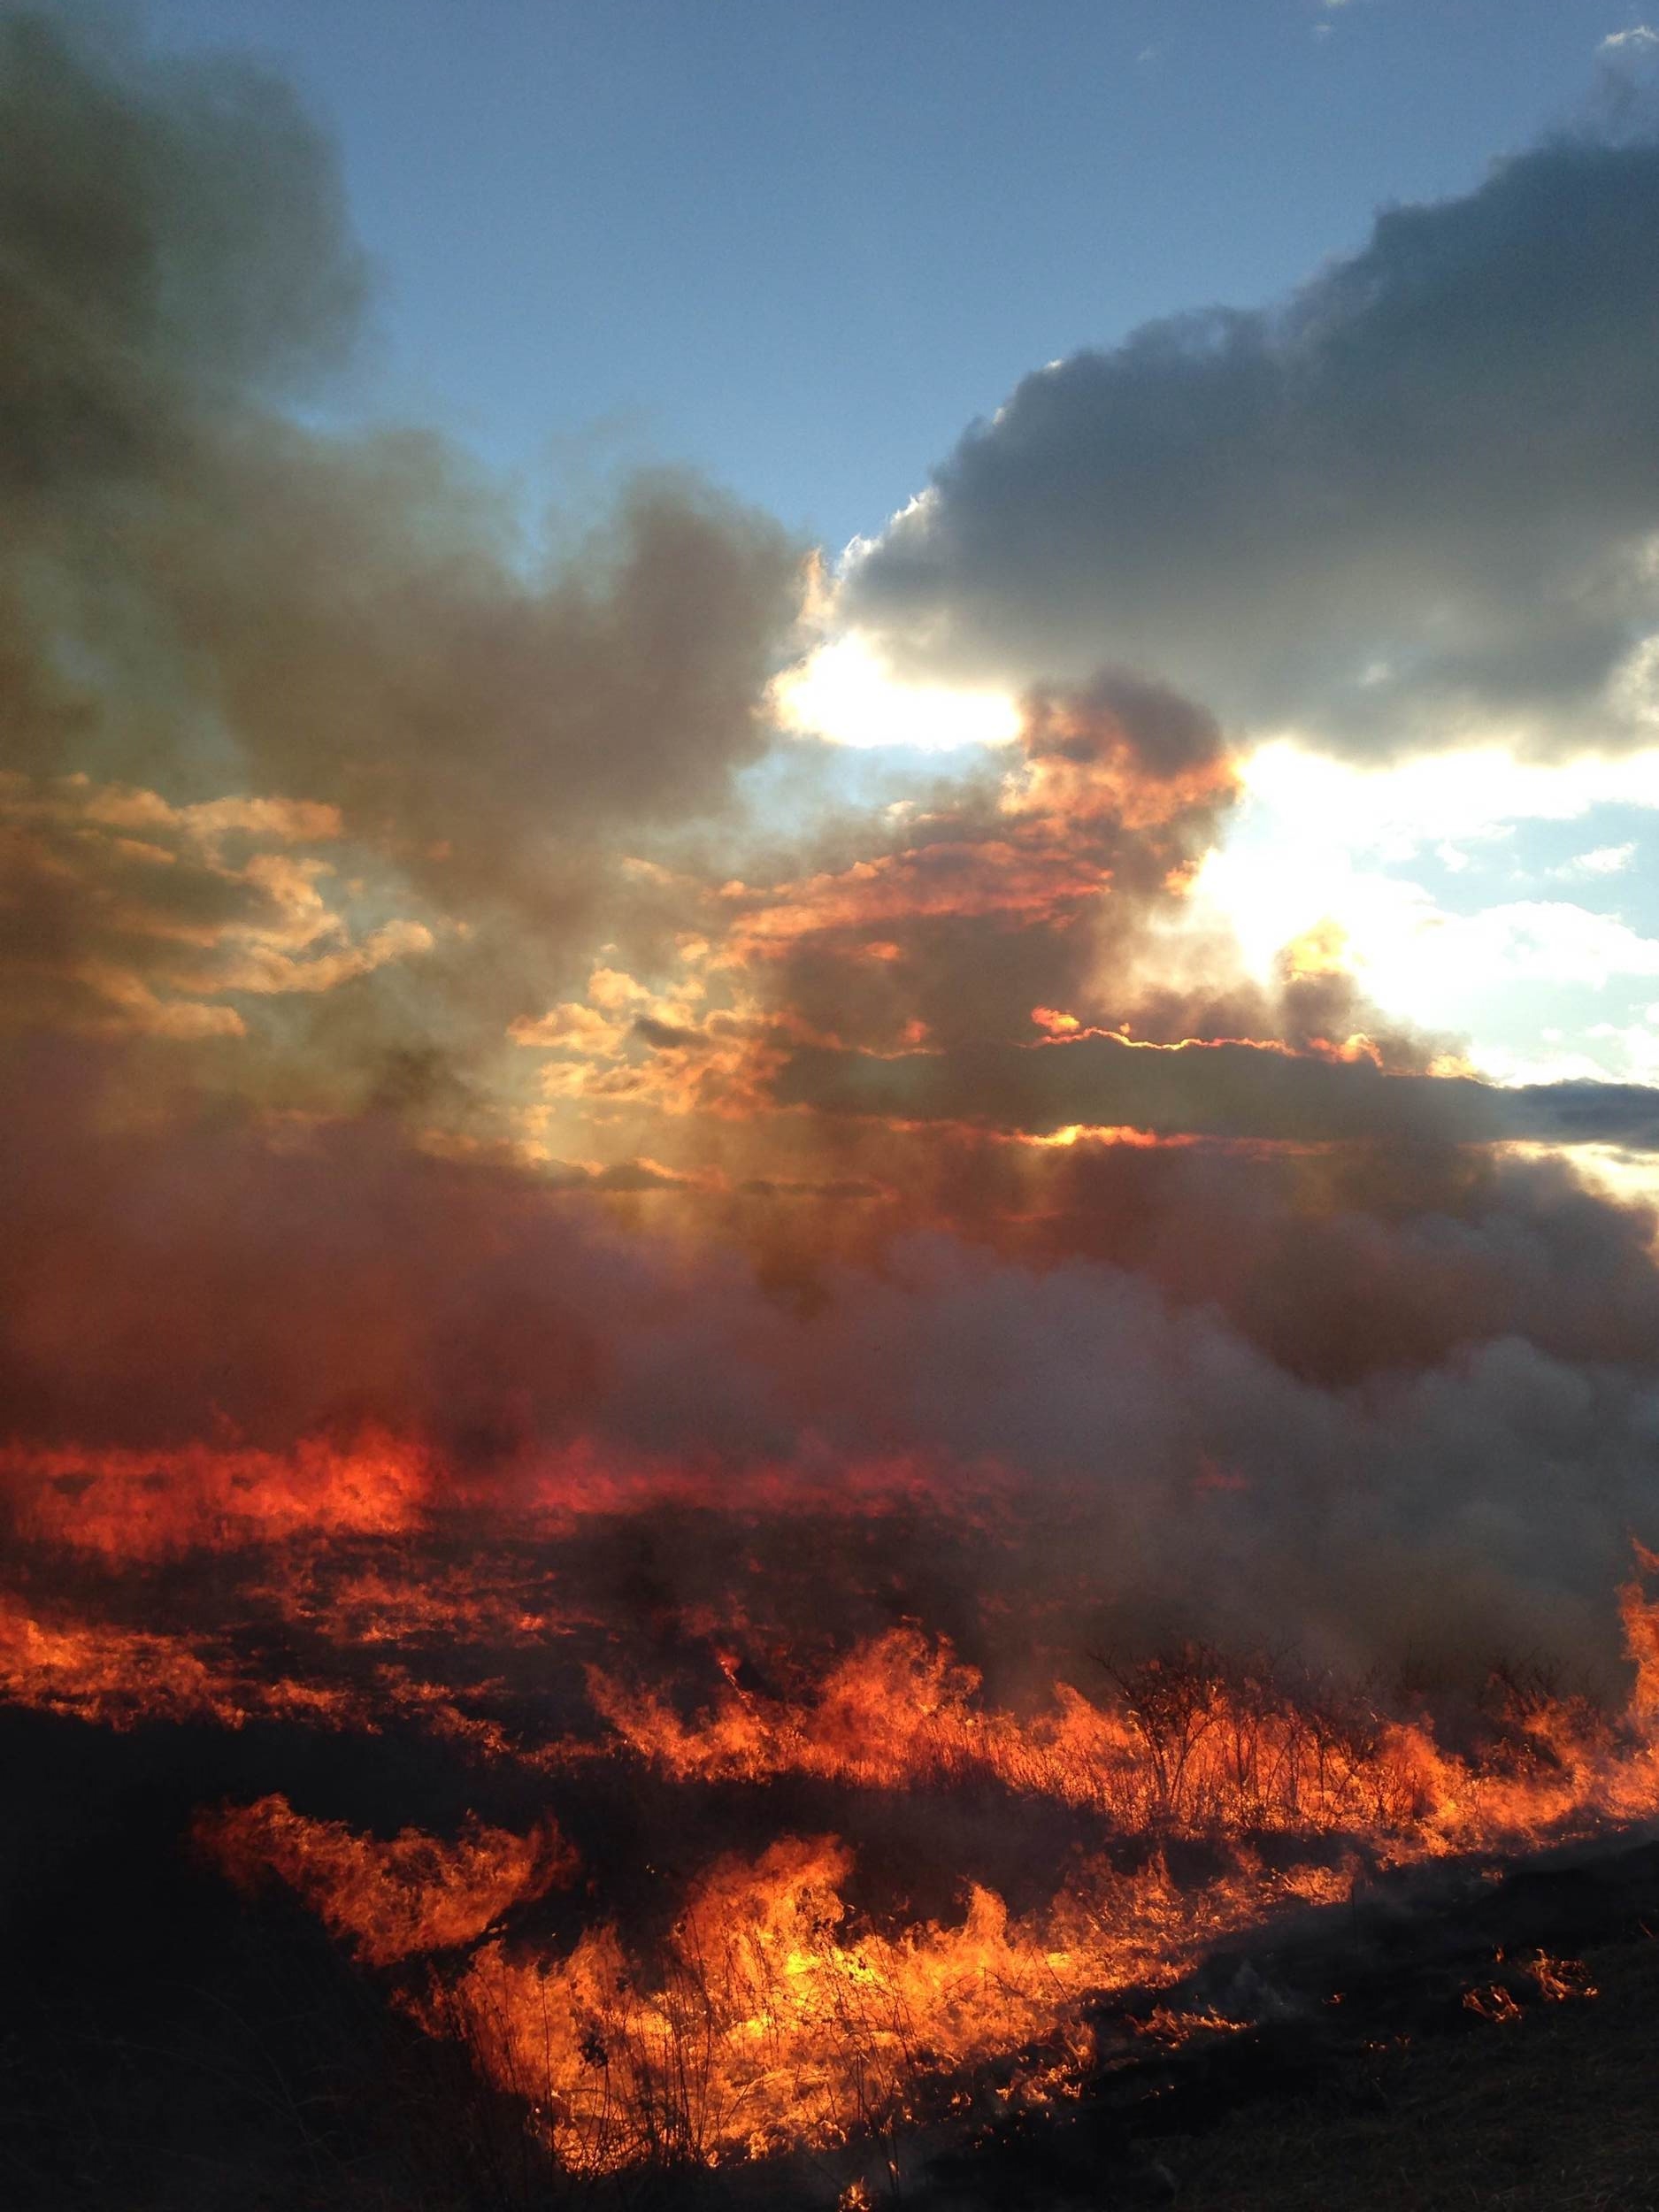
845,130,1659,757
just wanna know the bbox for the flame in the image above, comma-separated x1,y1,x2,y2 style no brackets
1463,1981,1525,2024
0,1429,987,1560
173,1559,1659,2178
200,1794,574,1967
587,1619,1659,1855
207,1816,1325,2173
1525,1950,1598,2001
2,1429,432,1557
7,1425,1656,2183
0,1595,253,1730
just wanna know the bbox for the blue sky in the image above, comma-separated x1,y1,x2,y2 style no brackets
142,0,1646,551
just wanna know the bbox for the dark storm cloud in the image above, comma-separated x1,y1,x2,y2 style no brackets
773,1029,1659,1150
844,130,1659,756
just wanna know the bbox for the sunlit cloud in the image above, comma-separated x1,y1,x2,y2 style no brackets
1553,842,1638,879
1195,738,1659,1065
1235,735,1659,849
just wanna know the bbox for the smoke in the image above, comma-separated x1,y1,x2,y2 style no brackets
772,1029,1659,1148
4,1036,1657,1686
3,4,1659,1705
0,8,802,1094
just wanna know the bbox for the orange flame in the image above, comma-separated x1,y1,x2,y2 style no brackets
184,1560,1659,2177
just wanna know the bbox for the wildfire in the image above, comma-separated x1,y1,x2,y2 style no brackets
155,1549,1659,2178
586,1608,1659,1857
202,1794,575,1967
5,1417,1656,2187
1,1430,433,1557
11,19,1659,2203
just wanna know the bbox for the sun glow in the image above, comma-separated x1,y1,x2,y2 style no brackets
771,630,1021,751
1196,736,1659,1045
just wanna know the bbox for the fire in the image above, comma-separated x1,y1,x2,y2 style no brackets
1525,1949,1598,2002
171,1556,1659,2179
201,1794,575,1968
1621,1540,1659,1716
0,1595,251,1730
444,1842,1362,2172
451,1834,1056,2170
7,1428,1657,2185
587,1617,1659,1855
202,1812,1321,2174
2,1429,433,1557
1462,1948,1598,2023
0,1427,988,1562
12,21,1659,2200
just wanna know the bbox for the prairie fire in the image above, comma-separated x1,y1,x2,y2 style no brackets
9,13,1659,2205
187,1553,1659,2176
8,1429,1659,2181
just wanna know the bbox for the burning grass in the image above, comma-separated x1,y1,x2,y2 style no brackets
152,1547,1659,2184
6,1449,1659,2197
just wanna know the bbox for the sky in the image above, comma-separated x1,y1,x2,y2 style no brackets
121,0,1659,1093
135,0,1647,550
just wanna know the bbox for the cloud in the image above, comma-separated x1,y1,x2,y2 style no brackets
1600,26,1659,54
1552,841,1638,877
0,772,440,1040
842,129,1659,761
504,668,1242,1101
748,670,1238,1044
1240,739,1659,848
772,1026,1659,1152
1410,898,1659,990
771,629,1019,751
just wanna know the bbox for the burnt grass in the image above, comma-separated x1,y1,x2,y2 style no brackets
3,1703,1659,2210
910,1838,1659,2212
1158,1930,1659,2211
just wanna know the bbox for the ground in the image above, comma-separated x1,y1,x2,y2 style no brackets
1165,1930,1659,2212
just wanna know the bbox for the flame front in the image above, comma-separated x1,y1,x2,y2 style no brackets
66,1512,1638,2177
